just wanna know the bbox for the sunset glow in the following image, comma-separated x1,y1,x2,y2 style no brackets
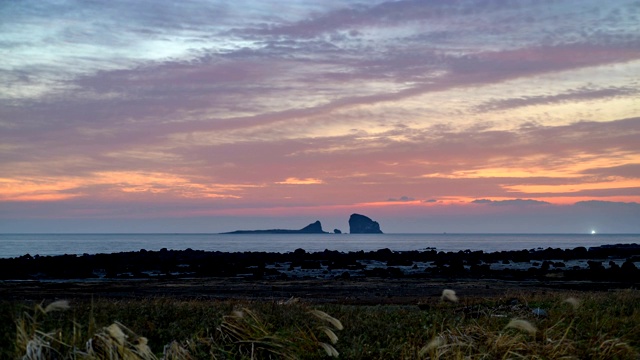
1,0,639,233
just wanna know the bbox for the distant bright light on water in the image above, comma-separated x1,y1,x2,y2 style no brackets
591,230,597,234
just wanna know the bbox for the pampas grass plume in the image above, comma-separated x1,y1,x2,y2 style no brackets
134,337,155,359
441,289,459,302
106,323,127,345
319,326,339,344
319,342,340,357
505,319,537,336
43,300,70,313
419,336,445,356
163,340,191,359
564,297,580,310
309,310,344,330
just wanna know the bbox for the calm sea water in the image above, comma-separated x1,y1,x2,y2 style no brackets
1,233,639,259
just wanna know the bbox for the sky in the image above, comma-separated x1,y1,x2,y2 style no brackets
1,0,640,233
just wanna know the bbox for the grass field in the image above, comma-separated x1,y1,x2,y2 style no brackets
3,289,639,359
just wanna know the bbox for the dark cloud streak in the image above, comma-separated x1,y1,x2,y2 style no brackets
476,86,639,112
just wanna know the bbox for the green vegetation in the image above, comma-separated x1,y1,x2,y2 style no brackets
3,290,639,359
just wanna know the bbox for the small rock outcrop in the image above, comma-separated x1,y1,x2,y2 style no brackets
349,213,383,234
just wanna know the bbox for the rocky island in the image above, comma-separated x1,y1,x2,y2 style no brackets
222,220,328,234
349,213,383,234
222,213,384,234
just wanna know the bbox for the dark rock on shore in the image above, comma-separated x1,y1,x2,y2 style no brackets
349,213,383,234
222,220,328,234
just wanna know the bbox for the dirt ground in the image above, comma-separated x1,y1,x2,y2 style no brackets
0,277,630,305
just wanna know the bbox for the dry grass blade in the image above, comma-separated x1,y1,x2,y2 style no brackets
16,302,72,359
595,337,636,359
163,341,192,360
16,317,31,352
217,308,296,359
23,335,53,360
219,308,271,344
551,317,576,355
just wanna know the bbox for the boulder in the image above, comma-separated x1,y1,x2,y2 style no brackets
349,213,383,234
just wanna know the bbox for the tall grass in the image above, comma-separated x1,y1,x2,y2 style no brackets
10,299,343,359
4,289,639,359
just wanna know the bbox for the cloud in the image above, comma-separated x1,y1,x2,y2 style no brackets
233,0,636,48
471,199,551,206
0,172,254,202
580,164,640,178
387,196,415,202
275,177,325,185
476,86,638,112
575,200,640,209
1,0,639,230
2,116,638,206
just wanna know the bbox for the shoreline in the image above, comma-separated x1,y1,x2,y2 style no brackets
3,233,639,259
1,244,638,302
2,243,639,279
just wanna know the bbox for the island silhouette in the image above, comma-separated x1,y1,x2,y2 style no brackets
221,213,383,234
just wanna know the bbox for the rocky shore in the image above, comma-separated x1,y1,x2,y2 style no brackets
2,244,639,281
1,244,638,301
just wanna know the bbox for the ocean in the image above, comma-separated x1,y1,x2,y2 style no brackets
1,233,639,259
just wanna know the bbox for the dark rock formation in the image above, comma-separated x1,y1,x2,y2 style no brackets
299,221,326,233
349,213,383,234
333,229,342,234
222,220,328,234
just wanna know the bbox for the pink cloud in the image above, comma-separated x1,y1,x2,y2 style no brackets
2,0,639,232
